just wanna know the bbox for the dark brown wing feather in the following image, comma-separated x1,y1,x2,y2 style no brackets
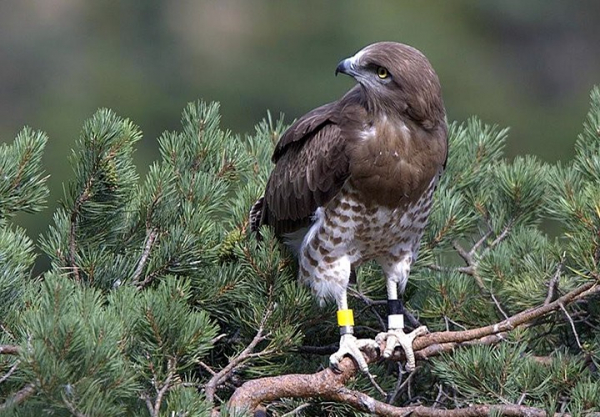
260,93,364,236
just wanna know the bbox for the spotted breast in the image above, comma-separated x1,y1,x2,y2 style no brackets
295,176,437,305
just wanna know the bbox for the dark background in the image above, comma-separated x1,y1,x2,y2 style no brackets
1,0,599,238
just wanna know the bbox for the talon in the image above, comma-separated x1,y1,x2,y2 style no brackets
329,334,378,373
376,326,428,371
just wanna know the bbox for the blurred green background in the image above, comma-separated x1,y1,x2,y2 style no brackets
1,0,599,241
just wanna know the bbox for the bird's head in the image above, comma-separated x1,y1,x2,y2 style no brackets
336,41,445,129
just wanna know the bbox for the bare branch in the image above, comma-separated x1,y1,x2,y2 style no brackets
131,227,159,286
205,304,274,404
486,221,513,252
386,363,413,405
0,345,20,355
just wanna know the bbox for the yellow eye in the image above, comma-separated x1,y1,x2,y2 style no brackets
377,67,389,79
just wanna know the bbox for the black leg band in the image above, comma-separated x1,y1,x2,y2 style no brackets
387,299,403,315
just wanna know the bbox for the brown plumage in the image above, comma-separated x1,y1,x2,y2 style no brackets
251,42,447,372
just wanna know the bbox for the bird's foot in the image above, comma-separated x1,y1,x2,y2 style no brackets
375,326,428,371
329,333,379,373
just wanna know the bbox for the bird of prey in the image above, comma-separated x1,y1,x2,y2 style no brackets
250,42,447,372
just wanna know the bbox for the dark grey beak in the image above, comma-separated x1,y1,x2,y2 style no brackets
335,58,352,76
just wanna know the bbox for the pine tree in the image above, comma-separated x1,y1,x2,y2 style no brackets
1,88,599,416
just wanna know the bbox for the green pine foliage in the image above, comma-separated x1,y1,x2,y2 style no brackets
1,87,599,415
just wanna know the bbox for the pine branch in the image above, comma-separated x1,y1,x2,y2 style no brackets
228,277,600,414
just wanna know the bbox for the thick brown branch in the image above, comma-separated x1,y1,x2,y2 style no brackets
228,279,599,414
229,358,569,416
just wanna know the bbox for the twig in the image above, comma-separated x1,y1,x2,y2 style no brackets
0,382,36,411
559,303,583,351
204,305,273,404
136,268,167,290
468,230,493,258
143,357,177,417
211,333,228,345
486,221,513,253
450,240,509,319
444,316,467,331
280,402,312,416
68,178,93,282
434,384,446,408
489,289,509,320
453,241,473,265
544,254,564,305
151,357,177,417
366,371,387,398
349,288,387,330
387,363,414,404
199,361,217,376
132,228,159,286
0,360,20,384
64,398,88,417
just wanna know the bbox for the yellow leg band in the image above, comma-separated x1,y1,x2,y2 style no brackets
337,309,354,327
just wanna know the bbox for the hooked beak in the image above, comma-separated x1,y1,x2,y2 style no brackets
335,57,358,77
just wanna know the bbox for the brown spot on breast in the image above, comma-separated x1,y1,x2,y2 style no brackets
318,245,331,255
305,252,319,267
338,214,351,223
350,204,364,213
339,201,351,211
337,225,350,233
